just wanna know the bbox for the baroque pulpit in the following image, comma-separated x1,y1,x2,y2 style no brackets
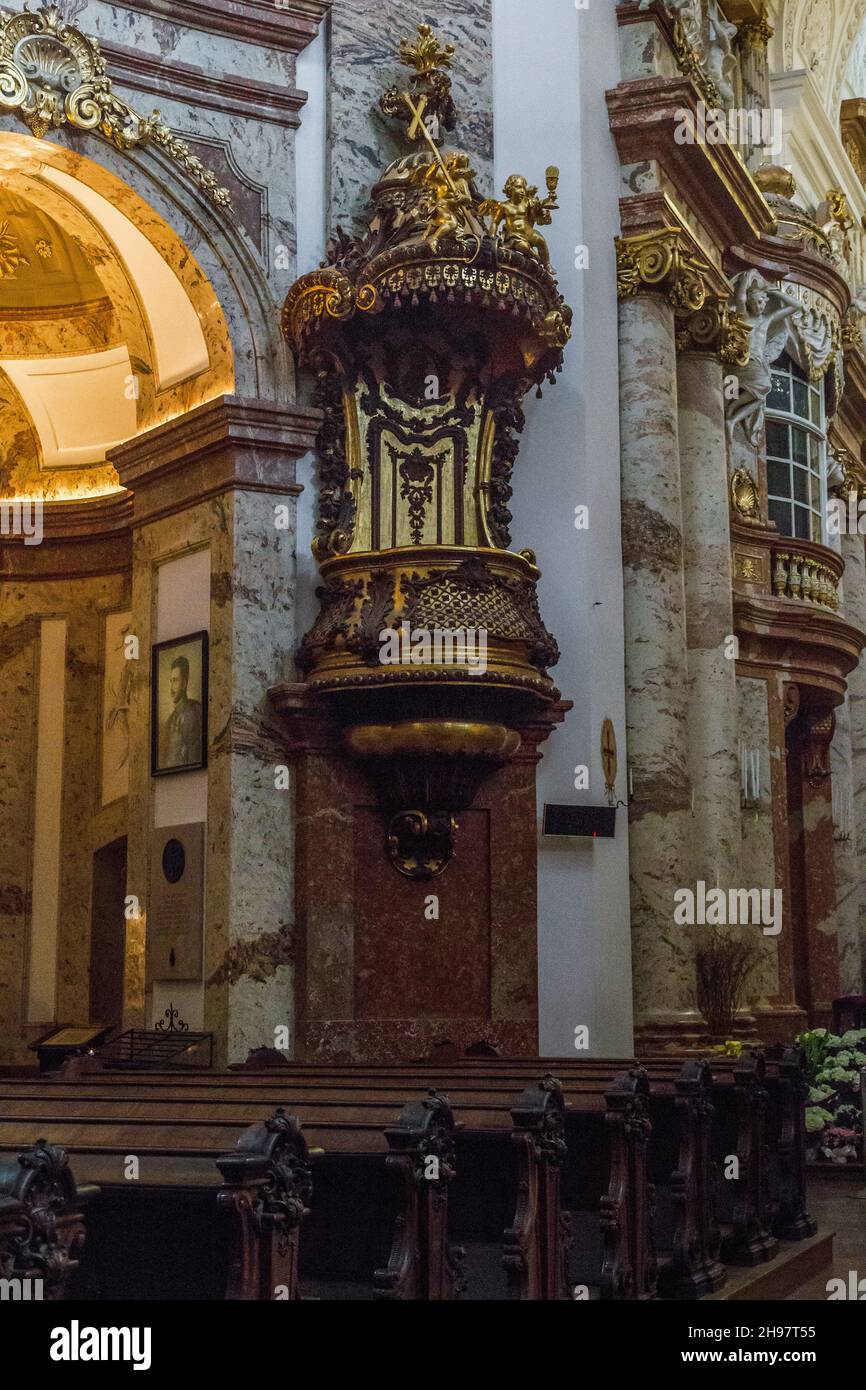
271,25,572,1061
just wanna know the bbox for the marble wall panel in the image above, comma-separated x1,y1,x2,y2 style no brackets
123,484,297,1064
0,571,128,1063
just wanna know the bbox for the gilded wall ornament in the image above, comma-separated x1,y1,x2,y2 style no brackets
0,219,29,278
730,466,761,525
0,4,232,210
738,8,774,51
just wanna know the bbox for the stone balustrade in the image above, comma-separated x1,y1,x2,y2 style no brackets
772,548,842,611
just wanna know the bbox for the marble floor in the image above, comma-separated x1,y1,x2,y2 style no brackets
786,1172,866,1300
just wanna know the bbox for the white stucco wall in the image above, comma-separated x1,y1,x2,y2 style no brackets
493,0,633,1056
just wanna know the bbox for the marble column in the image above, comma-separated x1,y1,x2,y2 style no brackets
677,349,742,892
838,531,866,994
797,710,840,1027
620,293,700,1044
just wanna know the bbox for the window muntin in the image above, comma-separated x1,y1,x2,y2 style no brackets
766,355,825,543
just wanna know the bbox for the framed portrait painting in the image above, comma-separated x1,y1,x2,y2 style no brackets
151,632,209,777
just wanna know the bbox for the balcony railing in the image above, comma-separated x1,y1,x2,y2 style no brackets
772,547,842,611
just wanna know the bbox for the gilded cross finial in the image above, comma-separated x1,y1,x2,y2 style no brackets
399,23,455,75
380,23,457,145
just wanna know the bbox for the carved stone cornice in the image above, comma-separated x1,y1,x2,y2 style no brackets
726,234,850,327
110,396,321,527
109,0,331,54
734,576,865,708
607,78,776,257
101,42,307,127
675,297,751,363
0,493,132,581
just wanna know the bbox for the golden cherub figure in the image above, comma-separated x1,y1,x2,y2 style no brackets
413,151,481,250
482,168,560,268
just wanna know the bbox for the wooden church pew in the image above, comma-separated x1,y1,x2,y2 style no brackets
0,1137,97,1298
0,1082,463,1300
406,1050,802,1270
7,1072,570,1300
61,1063,656,1300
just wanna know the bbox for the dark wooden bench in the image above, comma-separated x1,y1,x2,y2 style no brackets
102,1063,654,1300
0,1080,462,1301
0,1137,97,1298
764,1046,817,1243
14,1071,570,1300
407,1049,811,1272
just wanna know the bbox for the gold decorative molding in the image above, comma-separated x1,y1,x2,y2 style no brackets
735,552,763,584
754,163,797,199
824,188,854,232
0,4,232,210
676,297,751,364
841,99,866,195
616,227,707,313
669,14,722,109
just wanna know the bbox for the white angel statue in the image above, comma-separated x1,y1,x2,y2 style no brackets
638,0,703,51
706,2,739,105
726,271,803,445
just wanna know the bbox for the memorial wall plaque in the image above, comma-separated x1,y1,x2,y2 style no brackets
150,823,204,979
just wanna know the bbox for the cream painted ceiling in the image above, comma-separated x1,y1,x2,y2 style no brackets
0,137,215,502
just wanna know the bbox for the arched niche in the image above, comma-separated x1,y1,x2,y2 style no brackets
0,123,291,501
0,126,294,501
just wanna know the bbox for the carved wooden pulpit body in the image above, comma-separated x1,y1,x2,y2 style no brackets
274,25,572,1061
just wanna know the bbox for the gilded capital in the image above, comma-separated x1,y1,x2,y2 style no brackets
738,8,774,51
676,299,752,365
616,228,707,314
